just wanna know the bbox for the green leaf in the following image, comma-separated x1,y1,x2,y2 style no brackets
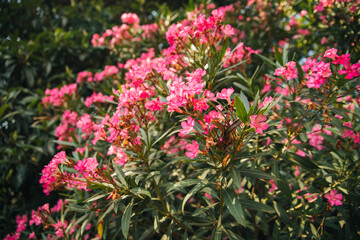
282,45,289,65
130,188,152,198
138,226,154,240
239,92,250,113
182,215,213,226
262,94,283,115
122,202,133,239
152,127,177,147
154,214,160,233
182,180,208,213
273,201,293,227
81,217,90,235
248,90,259,116
233,82,250,94
296,61,304,80
114,163,128,187
73,213,90,232
0,104,9,117
168,179,201,192
272,162,291,199
53,140,76,147
24,67,35,87
256,54,278,68
99,203,114,221
139,128,148,147
213,226,222,240
1,110,21,120
330,118,344,133
310,223,320,238
219,38,228,62
287,152,318,170
274,45,283,66
223,228,245,240
223,189,246,227
249,65,262,87
235,95,247,123
229,166,242,190
86,194,107,203
238,169,275,180
238,199,275,213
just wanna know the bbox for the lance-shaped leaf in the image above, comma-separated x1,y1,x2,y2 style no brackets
229,166,242,190
182,180,208,213
238,169,275,180
235,95,248,123
238,199,275,213
114,163,128,187
223,189,246,227
122,202,133,239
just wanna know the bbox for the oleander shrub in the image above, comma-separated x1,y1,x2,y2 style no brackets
3,1,360,239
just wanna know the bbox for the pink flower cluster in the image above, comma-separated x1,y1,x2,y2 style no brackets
77,65,119,83
84,92,115,107
55,110,78,144
39,151,69,195
272,49,360,90
166,9,236,48
222,42,260,68
3,214,27,240
307,125,331,150
274,61,298,80
42,83,77,106
166,68,209,113
4,199,83,240
74,157,99,178
91,13,158,48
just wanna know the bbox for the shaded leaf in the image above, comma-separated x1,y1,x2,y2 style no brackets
223,189,245,227
122,202,133,239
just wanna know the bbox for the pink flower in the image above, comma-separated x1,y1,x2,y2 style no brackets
76,114,95,136
50,199,67,213
284,61,298,80
323,48,338,60
268,179,278,194
294,166,300,177
145,98,165,111
333,53,350,66
179,116,195,137
216,87,234,103
274,66,286,76
28,232,36,239
338,63,360,79
307,125,325,150
121,13,140,25
204,193,215,203
185,140,200,159
74,157,99,177
300,10,308,16
296,149,306,157
325,190,343,206
52,220,67,238
249,114,268,135
274,61,298,80
39,151,69,195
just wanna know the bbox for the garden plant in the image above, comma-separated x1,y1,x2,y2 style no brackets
3,0,360,239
